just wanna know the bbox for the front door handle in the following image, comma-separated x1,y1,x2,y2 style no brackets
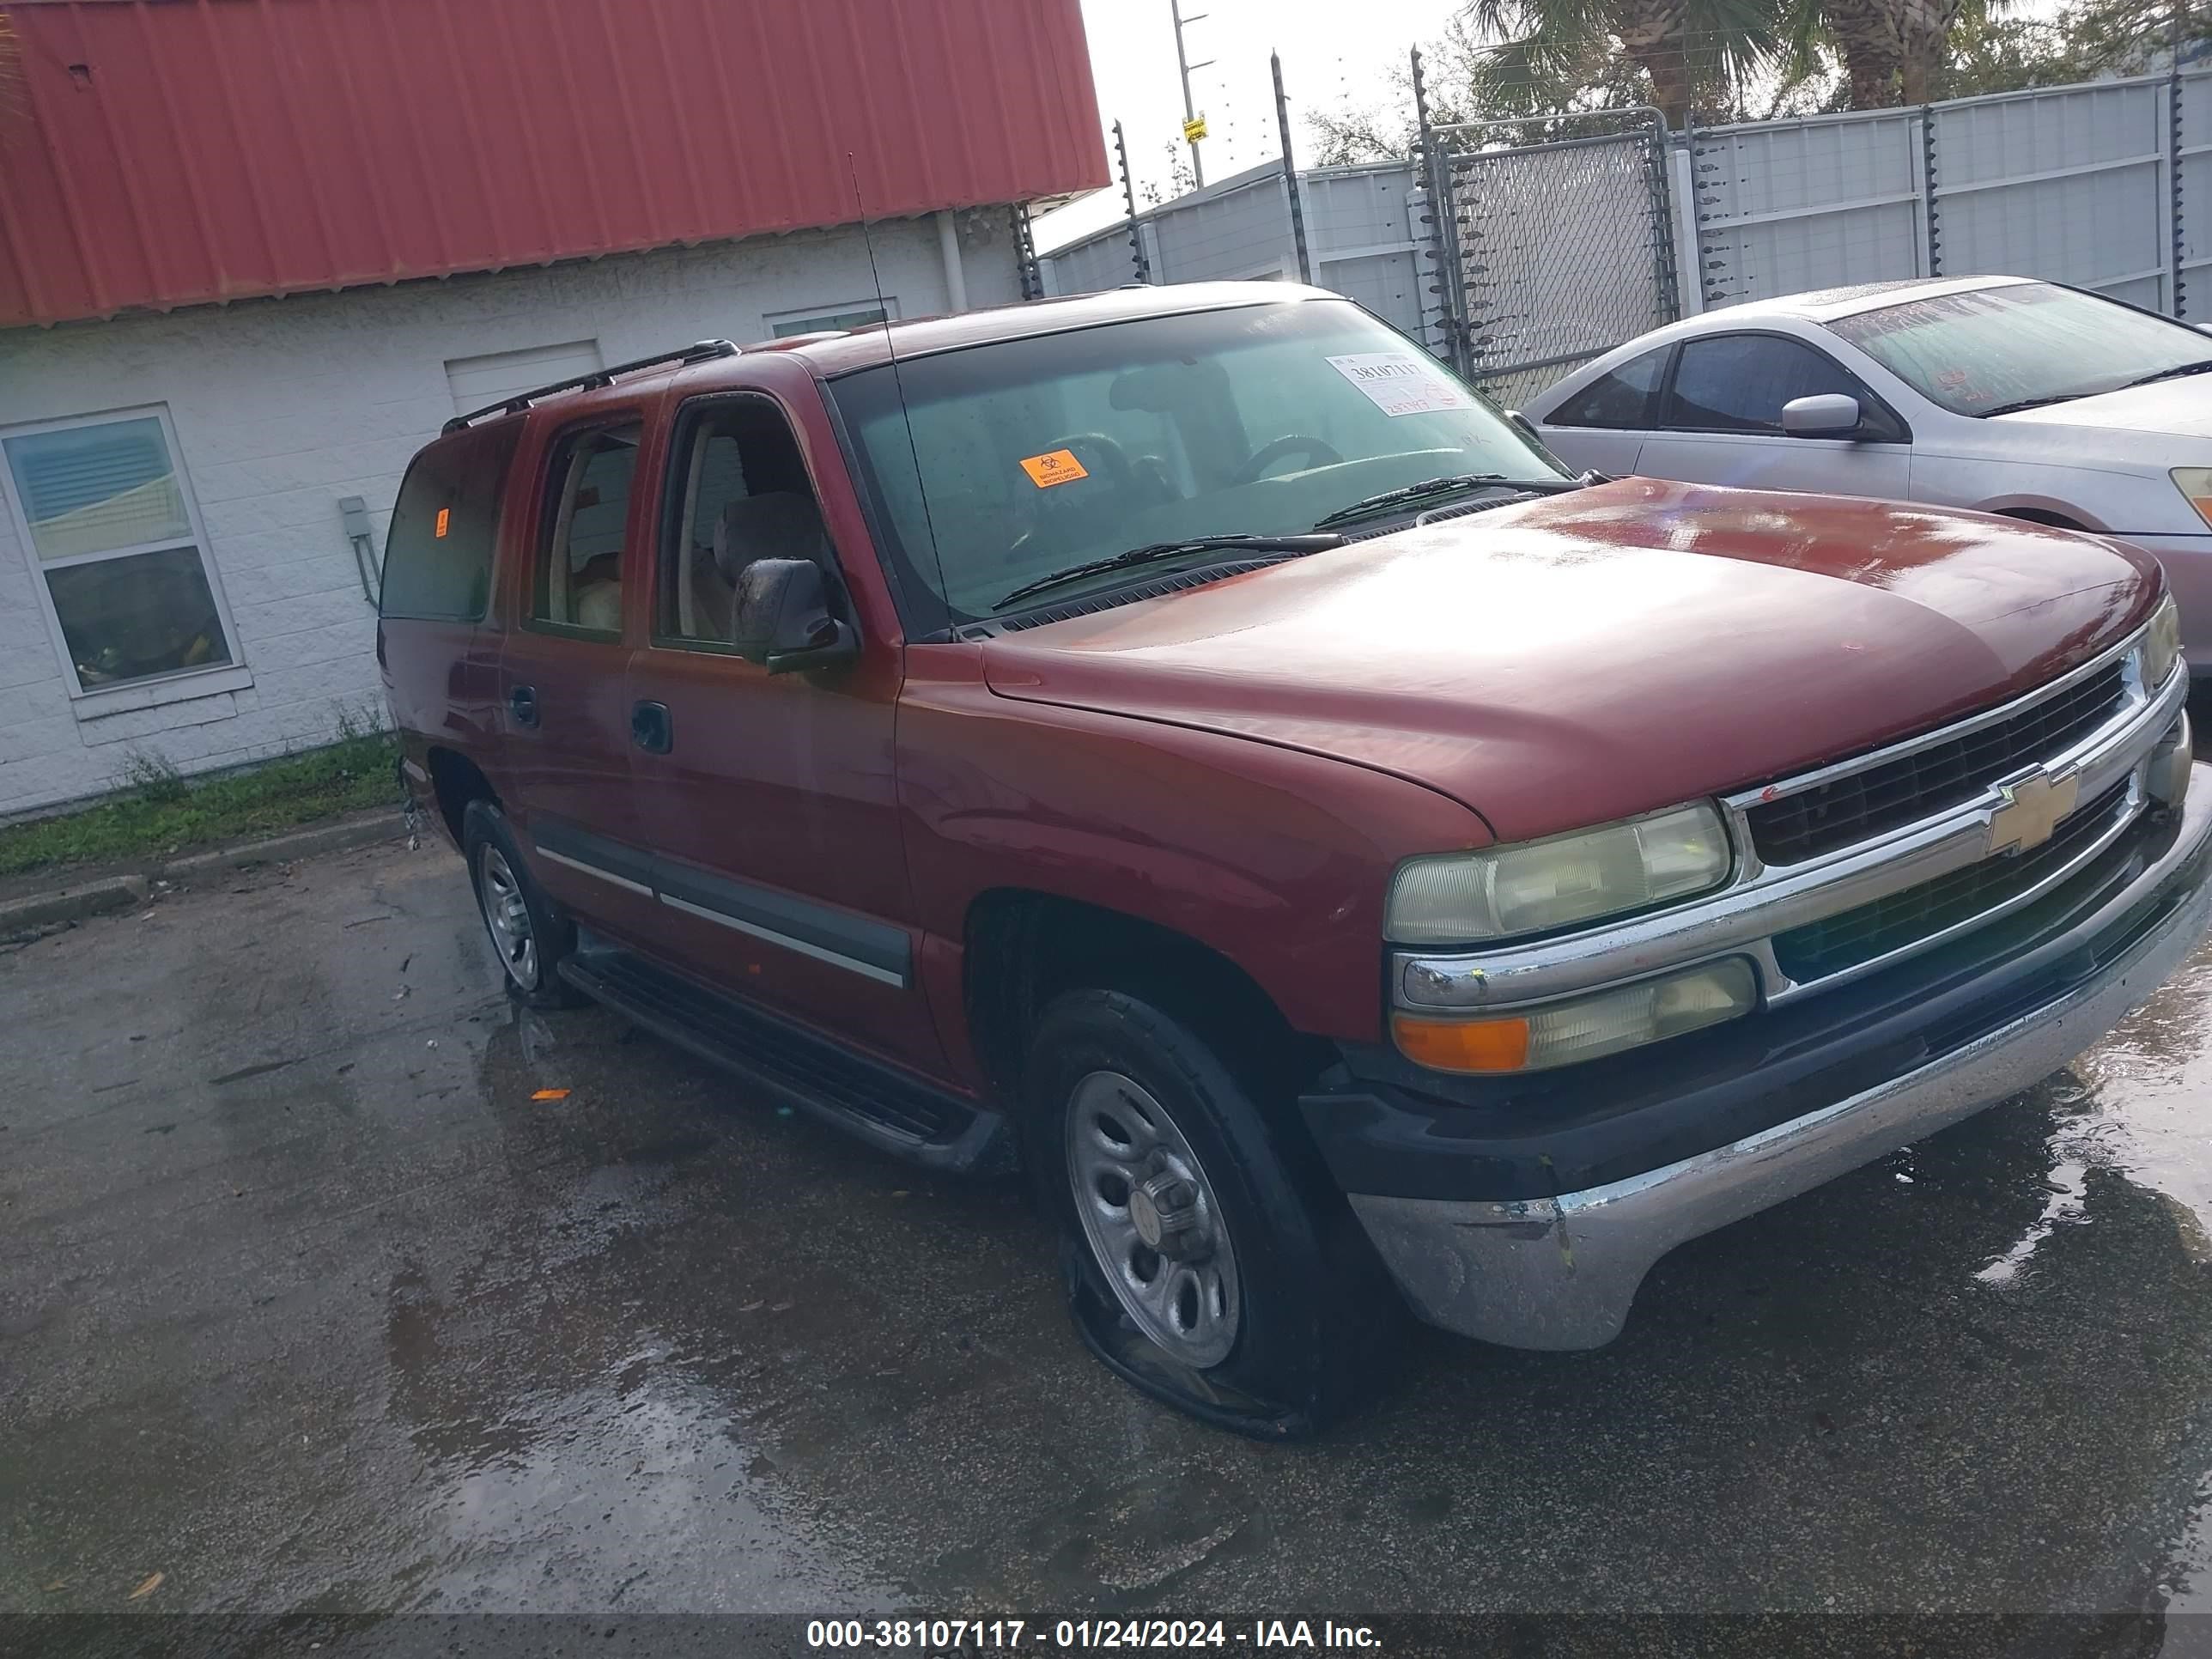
509,684,539,728
631,700,673,755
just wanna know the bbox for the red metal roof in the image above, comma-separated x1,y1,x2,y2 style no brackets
0,0,1108,328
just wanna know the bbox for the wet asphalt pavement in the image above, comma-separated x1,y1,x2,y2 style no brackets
9,825,2212,1655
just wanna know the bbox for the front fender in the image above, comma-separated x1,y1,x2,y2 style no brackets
896,648,1487,1054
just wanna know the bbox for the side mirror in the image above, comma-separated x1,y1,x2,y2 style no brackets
1507,409,1541,444
1781,393,1863,437
730,558,857,674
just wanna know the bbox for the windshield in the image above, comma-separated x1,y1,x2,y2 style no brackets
829,299,1565,623
1826,282,2212,415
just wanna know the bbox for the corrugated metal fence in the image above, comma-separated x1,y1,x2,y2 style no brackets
1043,66,2212,402
1042,161,1438,349
1688,72,2203,314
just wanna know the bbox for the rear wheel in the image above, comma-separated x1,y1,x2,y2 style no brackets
1024,989,1399,1438
463,800,586,1009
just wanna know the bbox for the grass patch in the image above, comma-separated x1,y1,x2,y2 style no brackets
0,729,400,878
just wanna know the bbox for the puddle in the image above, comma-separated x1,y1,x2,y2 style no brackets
414,1359,892,1613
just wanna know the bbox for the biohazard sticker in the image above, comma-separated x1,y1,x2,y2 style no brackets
1326,352,1477,417
1019,448,1091,488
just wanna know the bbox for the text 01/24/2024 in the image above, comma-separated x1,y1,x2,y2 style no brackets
804,1620,1382,1649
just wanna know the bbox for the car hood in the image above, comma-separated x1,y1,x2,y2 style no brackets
1994,374,2212,441
978,477,2158,844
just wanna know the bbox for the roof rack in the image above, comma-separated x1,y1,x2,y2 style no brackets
441,338,740,434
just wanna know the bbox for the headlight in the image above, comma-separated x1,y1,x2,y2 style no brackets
1392,958,1758,1074
2174,468,2212,529
1385,802,1732,944
2143,592,2183,689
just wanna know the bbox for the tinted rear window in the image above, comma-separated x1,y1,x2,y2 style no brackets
1552,347,1668,428
379,422,521,622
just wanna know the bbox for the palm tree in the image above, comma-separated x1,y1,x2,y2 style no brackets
1463,0,1791,127
1818,0,1907,105
1899,0,1966,100
1814,0,1965,106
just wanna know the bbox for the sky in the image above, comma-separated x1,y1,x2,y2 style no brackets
1034,0,1470,249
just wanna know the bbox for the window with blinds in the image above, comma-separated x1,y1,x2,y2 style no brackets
1,409,238,694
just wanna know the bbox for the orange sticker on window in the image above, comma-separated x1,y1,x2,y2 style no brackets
1018,448,1090,489
434,507,451,538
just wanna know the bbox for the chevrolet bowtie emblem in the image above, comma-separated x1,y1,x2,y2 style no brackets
1985,764,2081,857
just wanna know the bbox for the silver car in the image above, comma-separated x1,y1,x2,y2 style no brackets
1523,275,2212,671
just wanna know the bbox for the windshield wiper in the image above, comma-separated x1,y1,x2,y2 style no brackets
1310,472,1581,531
991,534,1345,611
1985,362,2212,416
1979,392,2087,417
2118,358,2212,391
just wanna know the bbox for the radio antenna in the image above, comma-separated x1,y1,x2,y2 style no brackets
846,153,951,623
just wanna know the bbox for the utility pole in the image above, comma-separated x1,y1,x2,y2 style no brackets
1170,0,1212,188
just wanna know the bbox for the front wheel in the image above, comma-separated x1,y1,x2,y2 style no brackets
1024,990,1399,1437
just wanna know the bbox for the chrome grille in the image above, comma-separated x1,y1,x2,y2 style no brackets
1771,781,2132,981
1747,663,2127,866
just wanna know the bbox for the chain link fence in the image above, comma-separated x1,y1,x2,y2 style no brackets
1423,112,1680,407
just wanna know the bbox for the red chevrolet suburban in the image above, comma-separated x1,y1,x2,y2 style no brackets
380,283,2211,1436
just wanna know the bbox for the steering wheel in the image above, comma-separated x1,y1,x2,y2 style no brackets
1038,432,1138,493
1233,433,1344,485
1001,432,1142,568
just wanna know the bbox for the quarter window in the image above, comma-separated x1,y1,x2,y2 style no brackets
1552,348,1668,429
532,423,641,635
0,408,239,694
380,421,520,623
1664,336,1875,434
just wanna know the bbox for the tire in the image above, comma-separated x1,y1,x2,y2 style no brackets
1022,989,1401,1438
462,800,586,1010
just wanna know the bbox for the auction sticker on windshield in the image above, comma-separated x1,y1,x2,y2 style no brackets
1327,351,1478,417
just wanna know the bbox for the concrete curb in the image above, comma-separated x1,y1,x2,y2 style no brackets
1,812,408,937
0,874,149,936
161,813,405,878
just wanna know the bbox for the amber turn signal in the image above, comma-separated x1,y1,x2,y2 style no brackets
1393,960,1759,1075
1391,1012,1532,1073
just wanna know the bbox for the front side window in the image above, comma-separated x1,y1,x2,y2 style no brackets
1,410,238,692
1552,347,1668,429
1827,281,2212,415
830,299,1565,625
1664,336,1873,434
531,423,641,634
657,398,832,648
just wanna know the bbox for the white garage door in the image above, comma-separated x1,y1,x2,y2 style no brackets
443,340,605,420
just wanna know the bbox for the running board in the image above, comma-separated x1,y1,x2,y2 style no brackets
559,945,1007,1171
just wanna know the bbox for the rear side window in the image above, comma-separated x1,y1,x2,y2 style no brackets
1551,348,1668,429
530,422,642,635
380,422,520,621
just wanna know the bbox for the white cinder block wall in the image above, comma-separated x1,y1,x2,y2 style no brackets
0,213,1019,818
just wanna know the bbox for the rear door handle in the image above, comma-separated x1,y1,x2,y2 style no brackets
508,684,539,728
631,700,673,755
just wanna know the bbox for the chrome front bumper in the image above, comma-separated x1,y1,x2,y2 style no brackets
1350,768,2212,1352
